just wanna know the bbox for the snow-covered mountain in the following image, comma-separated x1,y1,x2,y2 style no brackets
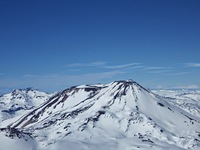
0,80,200,150
0,88,52,122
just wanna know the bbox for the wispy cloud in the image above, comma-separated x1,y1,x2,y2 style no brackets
185,63,200,67
65,61,106,67
65,62,142,70
65,62,190,77
144,66,172,70
163,72,190,76
143,66,172,74
1,62,196,92
154,85,164,89
128,65,144,69
102,63,142,69
174,84,200,89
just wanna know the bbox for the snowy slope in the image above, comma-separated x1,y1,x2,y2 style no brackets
1,80,200,150
0,88,52,122
152,89,200,100
152,89,200,118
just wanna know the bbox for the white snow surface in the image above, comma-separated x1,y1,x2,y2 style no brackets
0,80,200,150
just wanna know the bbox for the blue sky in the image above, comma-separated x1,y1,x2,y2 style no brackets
0,0,200,92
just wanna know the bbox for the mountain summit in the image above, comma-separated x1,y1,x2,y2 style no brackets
1,80,200,150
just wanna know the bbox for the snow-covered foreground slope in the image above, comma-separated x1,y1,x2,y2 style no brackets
0,80,200,150
0,128,37,150
0,88,52,122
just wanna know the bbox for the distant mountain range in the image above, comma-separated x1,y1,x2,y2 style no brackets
0,80,200,150
0,88,53,122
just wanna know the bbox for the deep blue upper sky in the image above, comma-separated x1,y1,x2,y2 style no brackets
0,0,200,92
